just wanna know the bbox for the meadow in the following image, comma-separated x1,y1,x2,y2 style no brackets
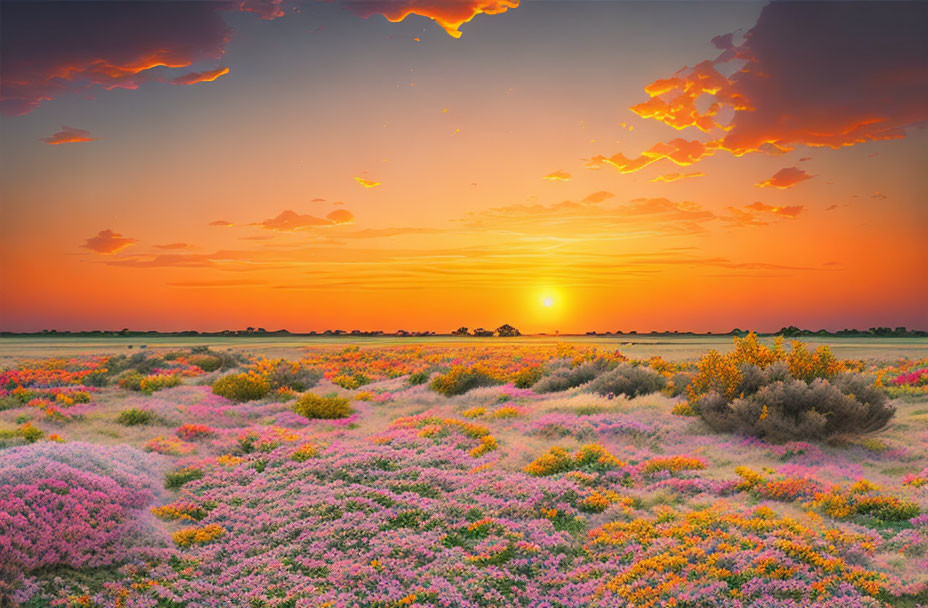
1,336,927,607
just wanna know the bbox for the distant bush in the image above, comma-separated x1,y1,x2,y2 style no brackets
118,372,180,394
188,354,223,372
589,363,666,398
430,366,500,396
332,373,370,390
408,370,430,385
293,393,353,419
513,366,543,389
265,359,323,392
212,373,271,402
666,372,692,397
532,358,612,394
116,408,155,426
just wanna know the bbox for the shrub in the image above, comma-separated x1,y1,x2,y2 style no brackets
172,523,225,547
666,372,692,397
189,354,222,372
165,466,203,489
430,366,500,396
293,393,353,419
696,373,894,442
116,408,155,426
513,366,543,389
139,373,181,394
259,358,323,391
532,358,612,394
118,371,145,392
332,373,370,390
212,373,271,402
408,370,430,385
589,363,666,397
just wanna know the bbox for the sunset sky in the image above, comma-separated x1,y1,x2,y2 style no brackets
1,0,926,333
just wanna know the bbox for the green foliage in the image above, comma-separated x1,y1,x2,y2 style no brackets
189,354,223,372
116,408,155,426
589,363,666,398
408,370,430,386
165,467,203,489
293,393,353,419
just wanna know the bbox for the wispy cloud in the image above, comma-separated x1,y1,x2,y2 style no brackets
755,167,814,189
43,126,96,145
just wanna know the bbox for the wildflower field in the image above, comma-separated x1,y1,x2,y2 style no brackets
2,337,928,607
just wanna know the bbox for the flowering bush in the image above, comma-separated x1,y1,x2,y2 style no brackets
211,372,271,402
292,392,353,419
0,442,163,573
589,363,667,397
430,365,501,396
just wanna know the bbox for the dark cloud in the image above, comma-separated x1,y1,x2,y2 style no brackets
0,1,232,115
626,1,928,167
81,229,136,254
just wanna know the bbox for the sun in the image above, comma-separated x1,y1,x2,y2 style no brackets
542,296,554,308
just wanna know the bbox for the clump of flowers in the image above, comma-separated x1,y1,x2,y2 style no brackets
175,423,216,440
172,523,226,547
291,442,319,462
152,501,209,522
145,435,196,456
525,444,624,476
640,455,707,475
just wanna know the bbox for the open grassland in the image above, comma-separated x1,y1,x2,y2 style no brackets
2,338,928,607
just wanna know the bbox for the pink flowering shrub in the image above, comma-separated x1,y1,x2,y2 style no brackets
0,442,164,573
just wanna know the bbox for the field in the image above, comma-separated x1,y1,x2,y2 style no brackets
2,337,928,607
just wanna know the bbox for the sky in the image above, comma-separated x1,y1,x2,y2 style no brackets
1,0,926,334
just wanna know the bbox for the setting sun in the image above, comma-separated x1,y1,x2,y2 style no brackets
542,296,554,308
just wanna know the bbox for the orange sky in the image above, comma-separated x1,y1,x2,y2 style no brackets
1,0,926,333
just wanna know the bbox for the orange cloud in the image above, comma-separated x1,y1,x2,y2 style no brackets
354,176,381,188
344,0,519,39
42,126,96,145
745,202,804,219
82,229,136,254
543,170,571,181
581,191,614,204
594,139,716,174
755,167,813,189
626,2,928,164
171,66,229,86
255,209,355,231
649,172,705,183
209,220,233,227
154,242,193,250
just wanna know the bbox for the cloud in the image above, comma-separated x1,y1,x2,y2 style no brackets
254,209,355,231
745,202,803,219
81,229,136,254
342,0,519,39
171,66,229,86
755,167,814,189
625,1,928,164
154,242,193,250
649,172,705,183
581,191,614,204
721,202,804,226
0,1,233,115
593,138,716,174
543,170,571,181
42,126,96,145
354,176,381,188
209,220,233,227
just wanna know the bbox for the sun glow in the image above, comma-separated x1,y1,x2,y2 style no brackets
542,296,554,308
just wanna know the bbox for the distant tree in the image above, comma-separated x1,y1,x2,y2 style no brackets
496,324,521,337
472,328,493,337
452,327,470,336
